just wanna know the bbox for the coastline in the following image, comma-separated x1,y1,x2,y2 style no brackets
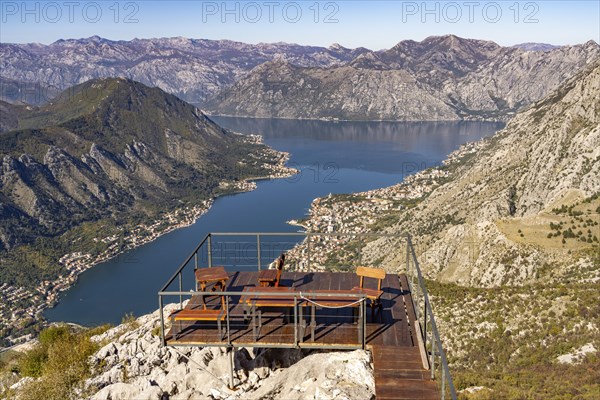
49,148,297,307
0,140,297,347
208,113,509,123
282,139,489,271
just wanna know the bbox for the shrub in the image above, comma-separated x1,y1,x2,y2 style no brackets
16,325,102,400
18,346,47,378
121,313,139,327
38,325,70,348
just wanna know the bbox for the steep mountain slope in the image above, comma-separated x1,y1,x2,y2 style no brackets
340,61,600,286
0,78,288,285
206,36,599,121
398,61,600,286
287,59,600,399
0,37,369,105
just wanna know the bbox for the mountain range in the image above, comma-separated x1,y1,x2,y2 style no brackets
2,35,599,121
0,36,368,106
206,35,600,120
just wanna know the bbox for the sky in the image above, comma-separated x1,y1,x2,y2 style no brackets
1,1,599,49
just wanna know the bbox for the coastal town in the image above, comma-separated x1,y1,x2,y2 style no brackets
285,140,483,271
0,201,213,346
0,146,296,348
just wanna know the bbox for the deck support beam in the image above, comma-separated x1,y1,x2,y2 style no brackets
228,346,235,390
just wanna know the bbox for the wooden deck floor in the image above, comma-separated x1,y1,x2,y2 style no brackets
165,271,439,399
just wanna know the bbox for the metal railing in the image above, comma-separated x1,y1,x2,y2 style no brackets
406,235,457,400
158,232,456,399
158,289,369,349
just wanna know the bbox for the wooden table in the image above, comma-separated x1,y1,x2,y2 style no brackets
240,286,303,341
195,267,229,310
302,290,366,345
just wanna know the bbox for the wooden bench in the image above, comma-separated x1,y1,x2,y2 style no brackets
170,308,226,340
352,266,386,320
258,253,285,287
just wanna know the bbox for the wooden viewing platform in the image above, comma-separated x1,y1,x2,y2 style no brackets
165,270,439,399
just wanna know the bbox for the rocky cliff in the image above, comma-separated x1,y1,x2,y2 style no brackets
2,303,375,399
206,36,600,121
83,303,375,400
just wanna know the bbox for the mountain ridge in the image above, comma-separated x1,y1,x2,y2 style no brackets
3,35,598,120
206,37,600,121
0,78,290,286
0,36,370,105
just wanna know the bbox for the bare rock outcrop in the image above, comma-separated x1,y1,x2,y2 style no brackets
85,303,375,400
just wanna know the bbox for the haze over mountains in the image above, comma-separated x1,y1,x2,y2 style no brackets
1,35,599,121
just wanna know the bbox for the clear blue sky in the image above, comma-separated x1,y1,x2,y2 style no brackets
1,1,598,49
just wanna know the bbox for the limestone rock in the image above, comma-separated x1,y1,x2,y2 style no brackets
85,303,375,400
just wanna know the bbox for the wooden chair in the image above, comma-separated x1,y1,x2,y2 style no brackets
258,253,286,287
352,266,385,320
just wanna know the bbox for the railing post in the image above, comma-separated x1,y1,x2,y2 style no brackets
423,301,428,346
406,234,411,275
430,318,435,379
178,272,183,309
194,252,199,291
358,236,363,267
407,236,415,296
359,298,364,348
415,274,420,322
363,297,367,348
226,296,231,345
293,295,298,345
257,234,262,270
417,301,426,343
159,295,165,346
208,234,213,268
307,234,311,271
441,364,446,400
